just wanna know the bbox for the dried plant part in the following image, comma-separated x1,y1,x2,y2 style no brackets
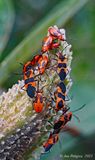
0,26,73,160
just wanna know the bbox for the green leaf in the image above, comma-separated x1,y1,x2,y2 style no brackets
0,0,14,56
0,0,89,86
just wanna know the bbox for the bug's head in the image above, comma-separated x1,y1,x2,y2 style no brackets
58,52,65,61
23,61,33,73
65,112,72,122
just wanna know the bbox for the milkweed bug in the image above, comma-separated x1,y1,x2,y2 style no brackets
22,70,36,98
54,82,67,112
47,82,67,112
53,112,72,134
57,81,66,94
41,26,65,54
14,62,36,99
43,132,59,152
31,54,42,66
48,26,66,41
33,91,44,113
20,53,49,99
41,36,52,53
55,94,65,112
30,54,49,75
53,104,86,133
49,51,68,81
57,52,68,81
41,36,60,53
37,54,49,74
22,58,45,99
23,61,33,73
33,81,47,113
42,113,72,152
22,54,43,74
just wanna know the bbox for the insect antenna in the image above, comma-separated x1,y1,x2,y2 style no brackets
19,62,24,66
59,43,70,53
72,104,86,113
73,114,80,123
13,72,23,75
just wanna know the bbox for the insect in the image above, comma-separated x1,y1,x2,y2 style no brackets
14,61,36,99
48,26,65,41
37,54,49,74
55,95,66,112
33,81,47,113
54,82,67,112
53,104,86,134
21,53,49,99
31,54,42,66
33,92,44,113
22,55,49,99
49,51,68,81
41,36,60,53
56,52,68,81
23,61,33,73
43,132,59,152
22,54,45,73
30,54,49,75
43,105,85,154
53,112,72,134
47,82,67,112
22,69,36,98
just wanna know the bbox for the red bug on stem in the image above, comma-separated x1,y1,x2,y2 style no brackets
53,104,86,134
50,51,68,81
31,54,42,66
22,69,37,98
48,26,66,41
37,54,49,74
49,81,67,112
30,54,49,75
41,35,60,53
53,111,72,134
33,80,47,113
43,132,59,152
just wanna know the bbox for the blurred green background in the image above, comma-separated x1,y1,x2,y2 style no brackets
0,0,95,159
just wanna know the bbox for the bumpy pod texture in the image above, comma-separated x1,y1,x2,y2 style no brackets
0,26,73,160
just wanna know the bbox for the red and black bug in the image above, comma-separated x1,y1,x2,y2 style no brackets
31,54,42,66
55,94,66,112
33,92,44,113
47,82,67,112
37,54,49,74
49,51,68,81
22,69,36,98
14,61,36,99
53,111,72,134
22,56,47,99
41,36,60,53
30,54,49,75
22,61,34,74
42,112,72,154
33,80,47,113
41,36,52,53
43,132,59,152
53,104,86,134
54,81,67,112
48,26,65,41
57,52,68,81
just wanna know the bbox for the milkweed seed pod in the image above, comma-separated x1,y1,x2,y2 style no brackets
0,26,73,160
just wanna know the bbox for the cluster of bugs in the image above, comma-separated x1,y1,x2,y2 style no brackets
20,26,85,155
